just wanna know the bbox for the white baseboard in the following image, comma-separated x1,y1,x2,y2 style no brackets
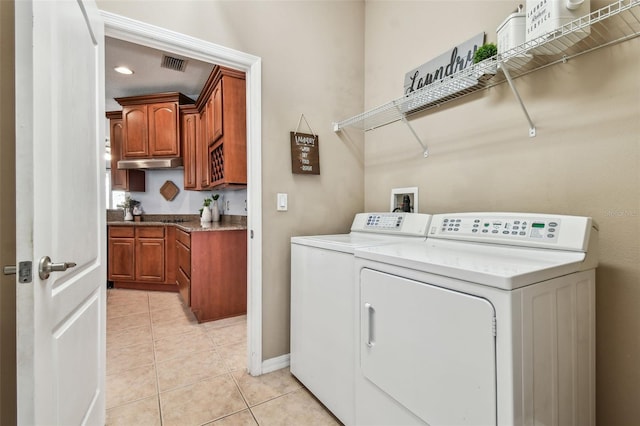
261,353,290,374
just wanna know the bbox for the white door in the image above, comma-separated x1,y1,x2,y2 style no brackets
15,1,106,424
359,269,496,426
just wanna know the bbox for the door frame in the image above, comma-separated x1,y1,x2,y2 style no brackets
101,12,263,375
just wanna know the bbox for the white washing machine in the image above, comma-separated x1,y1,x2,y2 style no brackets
290,212,432,425
354,212,598,426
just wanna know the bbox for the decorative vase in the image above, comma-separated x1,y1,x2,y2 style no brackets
211,200,220,222
124,208,133,221
201,205,212,223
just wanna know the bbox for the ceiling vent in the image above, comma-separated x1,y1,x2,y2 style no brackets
161,54,188,72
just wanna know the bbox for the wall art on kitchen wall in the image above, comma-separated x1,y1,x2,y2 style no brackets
290,114,320,175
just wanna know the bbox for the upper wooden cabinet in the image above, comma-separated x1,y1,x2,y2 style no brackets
106,111,145,192
209,80,223,143
180,105,200,190
196,66,246,189
115,92,194,159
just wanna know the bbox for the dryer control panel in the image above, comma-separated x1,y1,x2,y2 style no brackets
429,212,595,252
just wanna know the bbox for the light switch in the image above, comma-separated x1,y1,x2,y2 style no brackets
277,193,288,211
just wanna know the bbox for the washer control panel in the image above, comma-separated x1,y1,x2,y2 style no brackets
428,213,594,251
364,213,404,229
351,213,432,237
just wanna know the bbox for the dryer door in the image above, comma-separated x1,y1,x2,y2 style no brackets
360,269,497,426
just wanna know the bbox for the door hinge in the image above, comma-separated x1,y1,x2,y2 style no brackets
492,317,497,337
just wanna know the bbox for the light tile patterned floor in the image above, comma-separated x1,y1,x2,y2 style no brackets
106,289,341,425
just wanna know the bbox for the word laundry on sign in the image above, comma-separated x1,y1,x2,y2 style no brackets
290,132,320,175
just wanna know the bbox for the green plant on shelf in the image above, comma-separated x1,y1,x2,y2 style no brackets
473,42,497,64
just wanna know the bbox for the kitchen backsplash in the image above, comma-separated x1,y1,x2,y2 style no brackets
114,169,247,216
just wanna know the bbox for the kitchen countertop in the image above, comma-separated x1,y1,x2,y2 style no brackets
108,220,246,232
107,211,247,232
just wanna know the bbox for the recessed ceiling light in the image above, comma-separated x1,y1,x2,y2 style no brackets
114,66,134,75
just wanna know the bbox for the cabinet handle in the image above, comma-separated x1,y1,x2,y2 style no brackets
365,302,375,348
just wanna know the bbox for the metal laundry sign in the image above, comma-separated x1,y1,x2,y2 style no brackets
403,32,485,95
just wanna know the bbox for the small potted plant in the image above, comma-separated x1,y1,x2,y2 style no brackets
201,196,213,223
473,42,498,80
118,195,138,221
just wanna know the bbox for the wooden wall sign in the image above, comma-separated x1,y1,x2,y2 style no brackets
290,132,320,175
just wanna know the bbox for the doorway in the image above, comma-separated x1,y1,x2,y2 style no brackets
101,11,263,376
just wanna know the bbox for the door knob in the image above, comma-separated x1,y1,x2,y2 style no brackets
38,256,77,280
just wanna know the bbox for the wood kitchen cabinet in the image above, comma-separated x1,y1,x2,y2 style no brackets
108,225,177,291
175,228,192,305
196,66,246,190
180,105,201,190
106,111,145,192
134,227,165,282
175,228,247,323
115,92,194,159
108,226,135,281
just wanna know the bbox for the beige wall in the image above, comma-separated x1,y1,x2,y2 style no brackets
363,1,639,424
96,1,366,359
0,0,17,424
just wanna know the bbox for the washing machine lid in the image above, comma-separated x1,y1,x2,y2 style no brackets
355,238,589,290
291,233,425,254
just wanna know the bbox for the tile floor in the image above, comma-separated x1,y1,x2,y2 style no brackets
106,289,341,425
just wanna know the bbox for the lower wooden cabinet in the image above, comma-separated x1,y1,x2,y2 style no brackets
175,228,247,323
134,226,165,282
176,228,192,305
108,226,135,281
108,225,177,291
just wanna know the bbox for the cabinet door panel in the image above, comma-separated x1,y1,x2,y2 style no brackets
199,110,210,188
148,102,179,156
176,228,191,248
108,238,135,281
110,118,145,191
181,112,199,189
135,238,165,282
122,105,148,157
109,226,134,238
176,241,191,277
110,119,127,189
136,226,165,238
211,80,223,143
176,267,191,306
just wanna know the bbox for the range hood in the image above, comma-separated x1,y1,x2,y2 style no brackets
117,158,183,170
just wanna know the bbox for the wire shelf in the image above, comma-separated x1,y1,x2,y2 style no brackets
333,0,640,132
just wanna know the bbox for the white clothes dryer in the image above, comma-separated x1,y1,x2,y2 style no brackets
354,212,598,426
290,212,432,425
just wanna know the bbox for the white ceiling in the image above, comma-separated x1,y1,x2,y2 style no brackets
105,36,215,112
